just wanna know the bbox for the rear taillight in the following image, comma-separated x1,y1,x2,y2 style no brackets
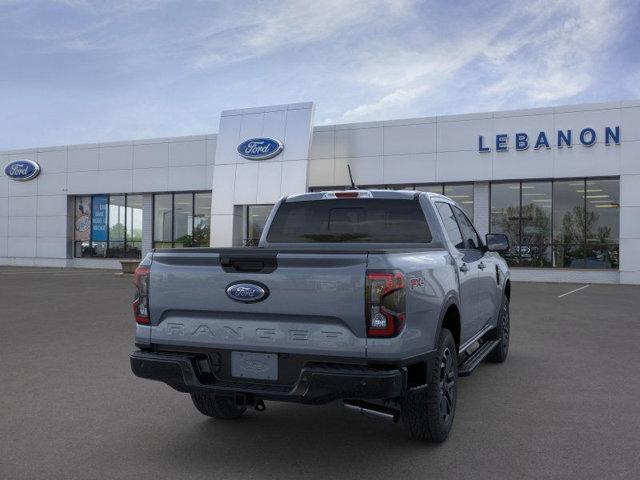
133,266,150,325
365,271,405,337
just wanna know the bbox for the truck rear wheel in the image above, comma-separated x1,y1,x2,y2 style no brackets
487,295,510,363
401,328,457,442
191,392,246,420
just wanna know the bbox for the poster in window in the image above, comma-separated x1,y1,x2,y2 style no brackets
74,196,91,241
92,195,108,242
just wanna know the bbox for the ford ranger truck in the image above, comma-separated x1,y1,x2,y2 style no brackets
130,190,511,442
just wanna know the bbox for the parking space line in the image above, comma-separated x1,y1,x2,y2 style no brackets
557,284,590,298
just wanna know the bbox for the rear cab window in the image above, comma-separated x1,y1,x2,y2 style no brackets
266,198,432,244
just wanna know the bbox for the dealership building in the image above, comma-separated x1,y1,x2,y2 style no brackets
1,100,639,284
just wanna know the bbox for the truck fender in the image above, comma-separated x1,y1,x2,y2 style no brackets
435,292,461,351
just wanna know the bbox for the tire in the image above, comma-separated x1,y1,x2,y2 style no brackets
401,328,458,442
488,295,510,363
191,392,247,420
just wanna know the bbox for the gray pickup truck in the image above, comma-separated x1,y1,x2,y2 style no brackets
130,190,511,442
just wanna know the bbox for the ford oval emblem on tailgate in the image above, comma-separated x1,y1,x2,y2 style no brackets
226,281,269,303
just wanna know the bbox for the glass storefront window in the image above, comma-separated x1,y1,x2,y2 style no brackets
153,194,173,248
444,184,474,222
520,181,552,267
490,182,520,265
173,193,193,247
246,205,273,246
194,192,212,247
73,193,143,259
153,191,212,248
491,178,619,269
74,196,92,257
585,178,619,269
108,195,125,257
126,195,143,258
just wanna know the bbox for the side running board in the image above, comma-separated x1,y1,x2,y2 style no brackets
458,340,499,377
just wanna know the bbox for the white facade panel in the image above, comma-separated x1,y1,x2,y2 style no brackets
620,140,640,175
8,196,37,217
97,169,133,193
0,197,7,217
36,237,67,258
168,140,206,167
167,165,208,191
383,153,437,185
36,149,68,173
335,127,382,158
491,145,554,180
234,163,259,205
8,216,37,237
282,107,315,162
99,144,133,170
335,156,383,186
552,141,620,178
67,171,103,195
437,150,492,182
383,123,436,155
256,161,283,204
309,130,334,159
68,147,100,172
37,172,67,196
308,159,334,186
281,160,309,197
8,177,38,196
437,118,493,152
132,167,169,192
7,236,36,257
37,215,67,238
37,195,67,217
620,107,640,142
133,142,169,169
0,215,7,237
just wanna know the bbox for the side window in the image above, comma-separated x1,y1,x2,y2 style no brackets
435,202,464,249
452,205,482,250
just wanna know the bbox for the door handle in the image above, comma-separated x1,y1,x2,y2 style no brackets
459,263,469,273
478,261,486,270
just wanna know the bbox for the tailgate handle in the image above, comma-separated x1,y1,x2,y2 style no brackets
220,256,278,274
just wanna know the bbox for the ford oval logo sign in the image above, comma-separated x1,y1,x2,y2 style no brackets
226,281,269,303
4,159,41,182
237,137,283,160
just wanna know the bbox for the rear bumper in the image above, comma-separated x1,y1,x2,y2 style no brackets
130,350,406,405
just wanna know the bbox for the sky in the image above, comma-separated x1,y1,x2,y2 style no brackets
1,0,639,150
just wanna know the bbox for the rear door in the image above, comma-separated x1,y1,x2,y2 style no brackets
434,202,481,344
450,205,498,330
148,249,368,358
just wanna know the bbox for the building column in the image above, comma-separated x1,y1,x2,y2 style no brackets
142,193,153,256
619,174,640,284
473,181,490,237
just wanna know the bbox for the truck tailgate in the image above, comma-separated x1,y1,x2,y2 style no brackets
149,250,368,358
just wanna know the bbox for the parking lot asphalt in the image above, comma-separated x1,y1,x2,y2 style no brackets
1,267,639,480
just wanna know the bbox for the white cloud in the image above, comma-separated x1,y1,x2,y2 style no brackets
191,0,415,69
334,0,625,122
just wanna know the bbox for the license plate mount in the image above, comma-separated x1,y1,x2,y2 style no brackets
231,351,278,381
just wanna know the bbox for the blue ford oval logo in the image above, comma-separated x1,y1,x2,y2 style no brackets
237,137,283,160
226,281,269,303
4,159,41,182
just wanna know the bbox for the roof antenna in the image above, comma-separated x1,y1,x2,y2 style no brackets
347,164,358,189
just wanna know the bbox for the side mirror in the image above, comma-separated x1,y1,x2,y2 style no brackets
485,233,509,252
